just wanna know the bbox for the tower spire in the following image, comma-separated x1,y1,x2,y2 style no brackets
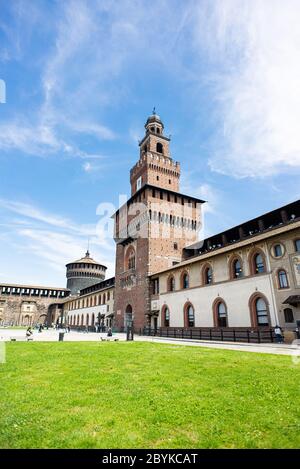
85,238,90,258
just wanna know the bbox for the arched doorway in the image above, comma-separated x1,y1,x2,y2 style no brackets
38,314,47,325
125,304,133,328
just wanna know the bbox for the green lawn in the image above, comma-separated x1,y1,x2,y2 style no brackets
0,341,299,448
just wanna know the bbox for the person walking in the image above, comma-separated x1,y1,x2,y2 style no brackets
26,327,33,341
274,324,284,344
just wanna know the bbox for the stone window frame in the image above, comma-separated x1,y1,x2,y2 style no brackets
228,254,243,280
248,248,267,275
248,292,271,328
269,241,286,259
212,298,228,327
180,270,190,290
294,238,300,253
161,304,170,327
276,268,289,289
183,301,195,328
202,262,213,285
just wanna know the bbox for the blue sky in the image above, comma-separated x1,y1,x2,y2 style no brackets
0,0,299,287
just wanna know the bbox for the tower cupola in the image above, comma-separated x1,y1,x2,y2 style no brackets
145,108,164,135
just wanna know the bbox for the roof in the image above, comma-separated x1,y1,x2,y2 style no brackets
0,283,69,291
79,277,116,296
145,111,164,128
112,183,206,217
149,200,300,277
184,199,300,255
283,295,300,306
66,250,106,268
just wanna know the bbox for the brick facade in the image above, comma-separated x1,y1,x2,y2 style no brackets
114,112,204,330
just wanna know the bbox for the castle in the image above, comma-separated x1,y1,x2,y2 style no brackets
1,112,300,338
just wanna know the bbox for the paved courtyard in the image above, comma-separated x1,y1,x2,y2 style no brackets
1,327,299,356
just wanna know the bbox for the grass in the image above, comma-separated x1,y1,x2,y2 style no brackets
0,341,299,449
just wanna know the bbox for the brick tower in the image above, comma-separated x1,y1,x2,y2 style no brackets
113,111,205,331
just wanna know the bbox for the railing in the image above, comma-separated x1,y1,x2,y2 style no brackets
141,327,275,343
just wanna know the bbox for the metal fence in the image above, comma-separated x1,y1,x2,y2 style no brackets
141,326,276,343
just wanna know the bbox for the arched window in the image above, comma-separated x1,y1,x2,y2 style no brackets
167,275,175,292
284,308,294,323
182,272,189,289
278,270,289,289
255,298,269,327
86,314,89,326
81,314,84,326
203,265,213,285
254,253,265,274
127,247,136,270
217,301,227,327
184,304,195,327
163,306,170,327
156,142,163,154
213,300,228,327
273,244,283,257
230,257,243,279
92,313,95,326
295,239,300,252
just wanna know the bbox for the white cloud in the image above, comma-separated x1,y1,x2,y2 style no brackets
0,198,115,283
192,0,300,178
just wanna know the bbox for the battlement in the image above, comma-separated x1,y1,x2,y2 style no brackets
130,152,180,178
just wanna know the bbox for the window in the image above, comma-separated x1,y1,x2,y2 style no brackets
295,239,300,252
156,142,163,154
274,244,283,257
127,247,135,270
203,266,213,285
168,276,175,292
255,298,269,326
186,305,194,327
152,278,159,295
278,270,289,289
232,258,243,278
156,175,159,181
254,253,265,274
284,308,294,323
174,242,178,250
164,307,170,327
217,302,228,327
182,272,189,289
136,176,142,191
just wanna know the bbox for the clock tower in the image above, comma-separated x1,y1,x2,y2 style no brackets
113,111,205,330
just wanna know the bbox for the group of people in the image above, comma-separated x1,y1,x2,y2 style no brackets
25,323,294,344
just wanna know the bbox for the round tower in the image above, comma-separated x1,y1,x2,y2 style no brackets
66,251,107,295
